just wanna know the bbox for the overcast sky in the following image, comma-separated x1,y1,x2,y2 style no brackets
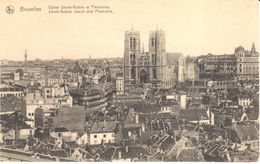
0,0,259,60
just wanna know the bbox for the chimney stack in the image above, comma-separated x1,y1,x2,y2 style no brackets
135,113,139,124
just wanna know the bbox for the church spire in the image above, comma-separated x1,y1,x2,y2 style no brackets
24,49,28,63
142,42,144,53
251,42,256,52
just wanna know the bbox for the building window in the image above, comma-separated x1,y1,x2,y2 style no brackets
131,67,136,79
130,54,136,65
103,134,106,138
152,54,157,65
130,37,136,49
28,113,31,116
152,38,156,48
153,68,157,79
94,135,97,138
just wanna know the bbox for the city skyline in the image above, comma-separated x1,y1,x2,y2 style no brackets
0,0,259,60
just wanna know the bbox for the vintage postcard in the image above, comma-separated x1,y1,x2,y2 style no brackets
0,0,259,162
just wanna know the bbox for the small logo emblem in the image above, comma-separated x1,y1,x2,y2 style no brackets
6,5,15,14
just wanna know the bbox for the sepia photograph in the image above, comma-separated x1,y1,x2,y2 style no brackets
0,0,259,162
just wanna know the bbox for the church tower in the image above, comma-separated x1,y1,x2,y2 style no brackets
149,29,167,85
124,28,141,83
251,42,256,53
123,27,168,91
24,49,28,64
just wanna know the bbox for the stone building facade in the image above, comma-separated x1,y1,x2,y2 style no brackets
235,43,259,81
123,28,168,91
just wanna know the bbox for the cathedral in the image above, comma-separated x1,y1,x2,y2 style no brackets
123,28,168,91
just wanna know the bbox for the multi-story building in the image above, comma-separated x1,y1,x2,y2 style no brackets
178,56,199,82
123,28,168,91
207,72,238,90
38,74,64,87
88,120,116,145
70,83,112,111
0,83,25,98
34,107,55,130
165,65,176,88
26,95,73,122
235,43,259,81
0,65,25,81
116,74,124,95
198,54,236,75
67,62,84,86
42,84,67,98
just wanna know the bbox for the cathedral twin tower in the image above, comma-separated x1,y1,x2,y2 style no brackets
123,28,168,90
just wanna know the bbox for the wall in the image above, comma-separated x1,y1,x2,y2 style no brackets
50,107,85,134
89,132,115,145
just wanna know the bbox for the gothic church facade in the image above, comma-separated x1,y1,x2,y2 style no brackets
123,28,169,91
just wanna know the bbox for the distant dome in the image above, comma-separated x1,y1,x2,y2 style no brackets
235,45,245,53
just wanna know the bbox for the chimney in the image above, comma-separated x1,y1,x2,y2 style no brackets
135,113,139,124
141,123,145,132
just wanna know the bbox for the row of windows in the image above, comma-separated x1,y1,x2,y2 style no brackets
117,83,123,87
240,101,250,107
94,134,106,138
151,38,157,47
129,37,136,49
130,54,136,65
93,134,115,138
151,54,157,65
0,92,23,98
28,112,34,117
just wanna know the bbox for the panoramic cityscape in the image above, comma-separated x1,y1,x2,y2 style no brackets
0,27,259,161
0,0,259,162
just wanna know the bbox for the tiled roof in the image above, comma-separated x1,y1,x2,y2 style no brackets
176,147,204,161
124,108,138,125
178,108,208,121
0,95,26,112
166,53,183,65
166,136,194,159
127,102,160,113
1,112,32,129
53,127,69,133
140,130,161,144
50,149,67,157
99,145,151,161
231,121,259,141
90,120,117,133
68,62,83,73
152,134,175,151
